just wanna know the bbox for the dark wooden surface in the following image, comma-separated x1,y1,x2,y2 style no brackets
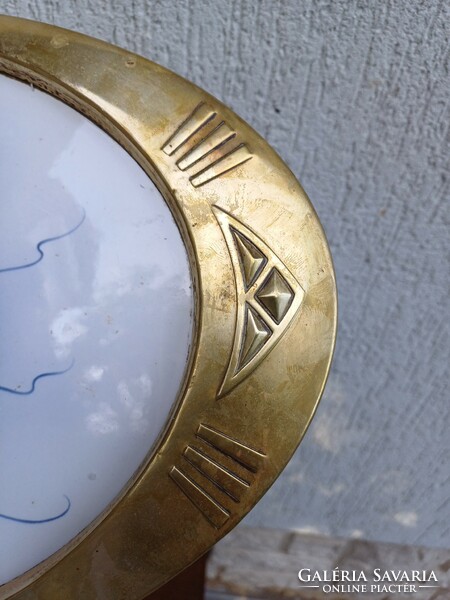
144,554,208,600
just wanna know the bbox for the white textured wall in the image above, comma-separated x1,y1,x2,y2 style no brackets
3,1,449,548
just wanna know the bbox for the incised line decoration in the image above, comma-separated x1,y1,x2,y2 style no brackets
162,102,252,187
169,424,266,529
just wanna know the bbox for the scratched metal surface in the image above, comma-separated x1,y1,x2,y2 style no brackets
2,0,449,548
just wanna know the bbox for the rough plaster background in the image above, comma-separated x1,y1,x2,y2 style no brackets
2,1,449,549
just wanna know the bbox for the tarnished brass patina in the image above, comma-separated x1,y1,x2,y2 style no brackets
0,16,337,599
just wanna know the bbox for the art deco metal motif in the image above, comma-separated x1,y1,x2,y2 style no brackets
0,16,337,600
213,206,305,396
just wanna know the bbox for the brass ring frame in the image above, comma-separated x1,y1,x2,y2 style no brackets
0,16,337,600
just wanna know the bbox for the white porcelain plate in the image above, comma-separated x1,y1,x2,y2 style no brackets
0,75,193,584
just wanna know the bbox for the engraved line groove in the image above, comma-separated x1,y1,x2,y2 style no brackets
162,102,252,187
169,466,230,529
177,123,236,170
196,424,266,473
190,144,252,188
183,446,249,502
162,103,217,156
185,445,251,486
182,455,241,504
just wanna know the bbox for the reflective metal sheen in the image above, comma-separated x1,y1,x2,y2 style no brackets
0,15,337,599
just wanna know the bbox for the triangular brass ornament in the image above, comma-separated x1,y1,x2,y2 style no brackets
256,268,294,324
213,206,305,397
239,305,272,368
232,229,267,290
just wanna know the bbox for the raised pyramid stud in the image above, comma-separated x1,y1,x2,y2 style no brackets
238,305,272,369
232,229,267,289
256,268,294,324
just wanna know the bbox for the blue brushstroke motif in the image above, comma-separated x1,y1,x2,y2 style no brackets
0,211,79,528
0,358,74,396
0,496,71,524
0,209,86,274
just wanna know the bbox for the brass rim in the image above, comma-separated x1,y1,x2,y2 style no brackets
0,16,337,600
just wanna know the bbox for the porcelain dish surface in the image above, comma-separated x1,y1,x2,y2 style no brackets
0,75,193,584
